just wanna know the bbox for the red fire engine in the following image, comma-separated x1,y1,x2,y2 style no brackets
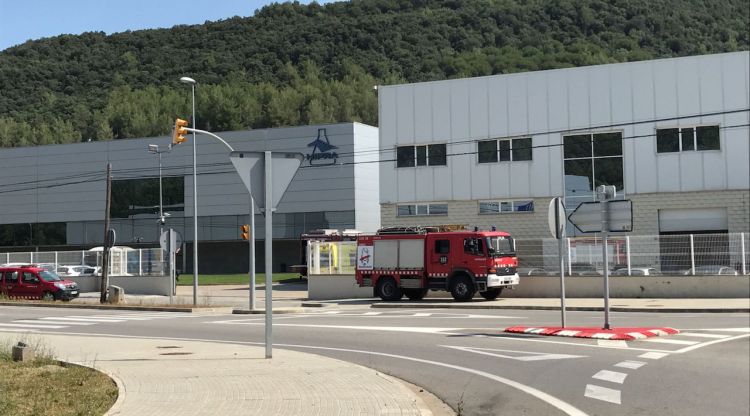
355,226,519,301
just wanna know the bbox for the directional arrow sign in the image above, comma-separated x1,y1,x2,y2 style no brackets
568,200,633,233
229,151,304,211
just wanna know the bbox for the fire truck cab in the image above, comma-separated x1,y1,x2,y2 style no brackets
355,226,519,302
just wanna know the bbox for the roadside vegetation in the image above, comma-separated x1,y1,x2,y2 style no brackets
0,339,118,416
176,272,303,286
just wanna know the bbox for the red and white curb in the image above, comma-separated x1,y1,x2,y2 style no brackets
504,326,680,340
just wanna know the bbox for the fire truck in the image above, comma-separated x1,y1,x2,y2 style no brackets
355,226,519,301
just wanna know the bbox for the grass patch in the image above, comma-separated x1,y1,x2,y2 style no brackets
0,340,117,416
177,273,303,286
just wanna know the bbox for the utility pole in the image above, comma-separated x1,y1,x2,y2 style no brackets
99,163,112,304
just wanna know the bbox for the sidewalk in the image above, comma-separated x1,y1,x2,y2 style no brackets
0,332,451,416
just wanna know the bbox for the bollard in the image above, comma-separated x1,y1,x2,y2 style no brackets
12,341,35,362
107,285,125,304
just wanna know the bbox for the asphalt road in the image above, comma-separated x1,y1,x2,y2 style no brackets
1,305,748,416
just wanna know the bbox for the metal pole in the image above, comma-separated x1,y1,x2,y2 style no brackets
741,233,747,275
249,195,256,310
191,83,198,306
566,238,572,275
600,200,611,330
689,234,695,275
626,236,631,276
158,151,164,237
168,230,174,304
264,151,273,359
558,231,566,328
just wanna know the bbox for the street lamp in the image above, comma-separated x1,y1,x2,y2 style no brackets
180,76,199,305
147,144,171,236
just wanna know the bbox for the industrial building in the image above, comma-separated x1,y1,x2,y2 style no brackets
0,122,380,273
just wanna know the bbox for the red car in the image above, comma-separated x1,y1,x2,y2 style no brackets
0,265,80,301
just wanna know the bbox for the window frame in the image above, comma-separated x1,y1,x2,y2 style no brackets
478,199,535,214
396,203,449,217
656,124,721,154
477,137,533,164
395,143,448,168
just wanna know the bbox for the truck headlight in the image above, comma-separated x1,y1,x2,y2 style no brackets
54,283,66,290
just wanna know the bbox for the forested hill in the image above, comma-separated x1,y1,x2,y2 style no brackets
0,0,747,147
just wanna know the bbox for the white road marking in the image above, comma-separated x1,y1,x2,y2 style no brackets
678,332,730,339
269,324,457,334
0,322,67,329
675,333,750,353
321,311,341,314
413,313,432,317
0,328,39,333
592,370,628,384
690,328,750,333
442,345,586,361
641,338,699,345
14,320,96,326
39,317,125,323
584,384,621,404
597,340,628,348
639,352,669,360
362,312,382,316
614,360,646,370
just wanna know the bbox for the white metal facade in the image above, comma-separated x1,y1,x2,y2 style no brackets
378,52,750,236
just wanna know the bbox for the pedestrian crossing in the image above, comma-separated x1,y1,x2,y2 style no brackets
0,312,190,332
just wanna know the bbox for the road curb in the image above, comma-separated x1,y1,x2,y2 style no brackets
0,301,233,314
300,301,335,308
369,303,750,313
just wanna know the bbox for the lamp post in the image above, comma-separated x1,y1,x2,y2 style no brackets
180,76,198,305
147,144,171,236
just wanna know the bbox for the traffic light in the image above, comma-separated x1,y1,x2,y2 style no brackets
172,118,189,145
240,224,250,240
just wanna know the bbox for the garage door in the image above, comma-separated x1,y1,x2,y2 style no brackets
658,208,728,233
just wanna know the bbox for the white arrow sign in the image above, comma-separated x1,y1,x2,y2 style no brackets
229,151,304,211
441,345,585,361
568,200,633,233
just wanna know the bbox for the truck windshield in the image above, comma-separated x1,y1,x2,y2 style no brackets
486,237,514,257
39,270,62,282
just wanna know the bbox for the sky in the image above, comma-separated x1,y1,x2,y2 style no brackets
0,0,334,51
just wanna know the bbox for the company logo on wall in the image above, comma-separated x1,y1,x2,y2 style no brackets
305,128,338,166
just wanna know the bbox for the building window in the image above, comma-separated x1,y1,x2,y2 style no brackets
396,144,447,168
477,137,532,163
111,177,185,219
479,200,534,214
563,132,624,231
657,125,720,153
397,203,448,216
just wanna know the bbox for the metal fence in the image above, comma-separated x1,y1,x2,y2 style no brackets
308,233,749,276
0,247,167,276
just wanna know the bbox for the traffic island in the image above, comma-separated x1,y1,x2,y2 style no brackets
504,326,680,340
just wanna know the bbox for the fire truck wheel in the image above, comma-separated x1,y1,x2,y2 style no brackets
480,288,502,300
450,275,476,302
377,277,403,301
403,288,428,301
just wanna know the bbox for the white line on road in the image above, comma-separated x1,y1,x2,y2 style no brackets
638,352,669,360
584,384,621,404
678,332,730,339
362,312,382,316
14,320,96,326
613,360,646,370
675,333,750,353
592,370,628,384
596,340,628,348
0,328,39,333
442,345,586,361
641,338,699,345
688,328,750,333
39,317,125,323
413,313,432,317
0,323,67,329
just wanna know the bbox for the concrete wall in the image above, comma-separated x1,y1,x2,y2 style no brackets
306,274,749,299
69,276,172,296
503,275,750,298
307,274,373,300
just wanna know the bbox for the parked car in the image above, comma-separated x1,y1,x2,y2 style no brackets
57,265,99,277
567,263,602,276
611,267,661,276
0,265,80,301
683,266,738,276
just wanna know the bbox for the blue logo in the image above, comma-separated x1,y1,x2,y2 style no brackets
306,128,338,166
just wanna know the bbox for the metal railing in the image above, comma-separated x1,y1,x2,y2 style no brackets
307,233,749,276
0,247,167,276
